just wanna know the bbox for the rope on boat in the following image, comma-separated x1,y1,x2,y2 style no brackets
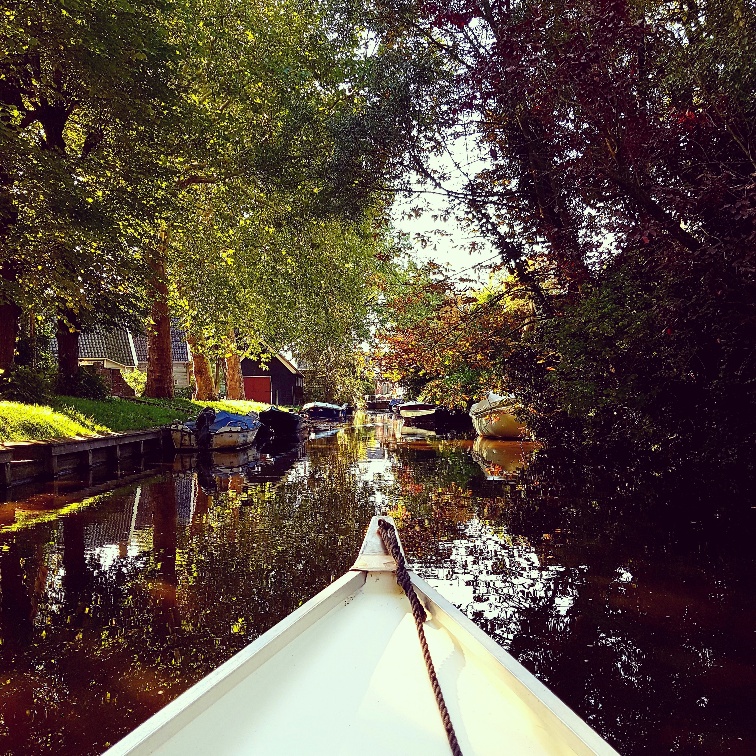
377,518,463,756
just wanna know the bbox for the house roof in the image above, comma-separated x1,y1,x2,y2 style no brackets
132,333,148,363
254,343,302,375
78,328,137,369
275,352,302,376
242,350,303,376
171,326,189,362
132,320,189,363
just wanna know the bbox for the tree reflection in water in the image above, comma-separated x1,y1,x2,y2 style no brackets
0,418,753,755
0,435,374,756
379,427,756,756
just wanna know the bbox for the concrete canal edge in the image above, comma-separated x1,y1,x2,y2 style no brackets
0,427,172,489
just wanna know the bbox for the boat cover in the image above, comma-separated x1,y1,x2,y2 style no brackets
469,392,514,416
208,411,260,432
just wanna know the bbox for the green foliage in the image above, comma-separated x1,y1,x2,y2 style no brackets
0,0,183,328
0,365,53,404
122,369,147,397
369,0,756,500
376,264,532,406
2,0,428,404
504,251,756,495
55,367,110,400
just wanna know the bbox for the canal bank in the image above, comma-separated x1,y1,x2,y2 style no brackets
0,428,171,488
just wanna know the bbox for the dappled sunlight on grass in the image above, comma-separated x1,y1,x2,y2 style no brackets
0,401,105,441
1,398,269,441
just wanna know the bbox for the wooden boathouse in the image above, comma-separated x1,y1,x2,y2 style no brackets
240,353,304,406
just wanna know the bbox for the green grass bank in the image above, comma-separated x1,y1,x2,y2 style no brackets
0,397,268,443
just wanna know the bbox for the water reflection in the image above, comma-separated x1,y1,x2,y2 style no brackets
471,438,540,480
0,417,753,755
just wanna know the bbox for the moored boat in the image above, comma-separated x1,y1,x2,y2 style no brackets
364,394,393,411
105,516,619,756
400,403,473,433
469,392,526,439
170,408,262,451
258,405,303,438
300,401,347,422
398,400,437,419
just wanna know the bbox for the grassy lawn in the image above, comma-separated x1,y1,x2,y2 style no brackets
0,397,268,443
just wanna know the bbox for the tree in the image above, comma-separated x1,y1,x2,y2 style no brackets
0,0,185,381
370,0,756,489
144,0,440,399
377,262,534,405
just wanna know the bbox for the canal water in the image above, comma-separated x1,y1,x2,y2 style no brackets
0,413,753,755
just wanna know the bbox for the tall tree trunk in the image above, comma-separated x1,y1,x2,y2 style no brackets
225,353,244,399
56,311,80,393
186,334,217,400
0,160,21,373
224,332,244,400
145,229,174,398
0,264,21,373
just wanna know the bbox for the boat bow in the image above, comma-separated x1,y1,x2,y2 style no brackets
105,517,619,756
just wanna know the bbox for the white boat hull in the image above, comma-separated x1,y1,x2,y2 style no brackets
399,407,436,418
171,425,259,452
105,518,618,756
469,393,525,439
470,410,525,439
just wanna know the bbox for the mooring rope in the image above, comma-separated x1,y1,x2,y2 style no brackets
377,518,463,756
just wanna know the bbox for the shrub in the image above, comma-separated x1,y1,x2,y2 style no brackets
122,368,147,396
0,365,54,404
56,367,110,400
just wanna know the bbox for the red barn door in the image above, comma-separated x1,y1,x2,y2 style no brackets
243,376,271,403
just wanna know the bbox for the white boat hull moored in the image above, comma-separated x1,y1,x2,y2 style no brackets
170,409,262,452
469,393,526,439
170,424,259,451
105,517,619,756
399,402,437,419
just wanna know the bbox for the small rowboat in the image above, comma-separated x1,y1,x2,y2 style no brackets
170,409,261,452
300,401,348,422
258,405,303,438
469,392,526,439
105,517,618,756
398,400,437,419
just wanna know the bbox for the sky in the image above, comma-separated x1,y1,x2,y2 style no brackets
392,200,496,283
390,131,498,286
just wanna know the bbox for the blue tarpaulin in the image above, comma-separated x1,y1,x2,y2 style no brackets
208,411,260,432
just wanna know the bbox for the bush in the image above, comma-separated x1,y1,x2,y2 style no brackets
56,367,110,400
0,365,54,404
